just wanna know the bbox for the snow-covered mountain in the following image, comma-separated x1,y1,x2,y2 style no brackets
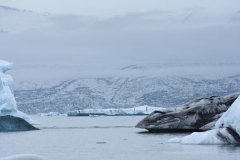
15,75,240,114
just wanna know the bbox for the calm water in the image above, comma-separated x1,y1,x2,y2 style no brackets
0,116,240,160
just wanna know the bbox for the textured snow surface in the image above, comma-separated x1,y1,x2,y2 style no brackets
0,60,38,125
168,96,240,144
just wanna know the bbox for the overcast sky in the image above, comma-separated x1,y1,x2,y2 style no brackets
0,0,240,81
1,0,240,17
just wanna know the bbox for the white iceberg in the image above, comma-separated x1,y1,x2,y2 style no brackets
40,112,66,117
168,96,240,144
68,105,165,116
0,60,38,125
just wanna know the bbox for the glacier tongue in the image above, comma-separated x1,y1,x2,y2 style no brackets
0,60,38,125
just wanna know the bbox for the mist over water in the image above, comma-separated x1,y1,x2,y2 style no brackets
0,1,240,82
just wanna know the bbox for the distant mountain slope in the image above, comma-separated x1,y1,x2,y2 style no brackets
15,75,240,114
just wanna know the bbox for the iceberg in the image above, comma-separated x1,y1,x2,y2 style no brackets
0,154,45,160
0,115,38,132
168,96,240,144
40,112,66,117
67,105,165,116
136,94,239,132
0,60,38,131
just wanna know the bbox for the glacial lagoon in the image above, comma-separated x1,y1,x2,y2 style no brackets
1,116,240,160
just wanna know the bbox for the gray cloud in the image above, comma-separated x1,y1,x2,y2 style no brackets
0,5,240,81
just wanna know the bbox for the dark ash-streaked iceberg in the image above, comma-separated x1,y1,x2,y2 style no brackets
0,115,38,132
136,93,239,132
168,95,240,144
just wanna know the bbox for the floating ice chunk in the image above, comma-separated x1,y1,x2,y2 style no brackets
168,96,240,144
68,105,165,116
168,129,223,144
0,154,46,160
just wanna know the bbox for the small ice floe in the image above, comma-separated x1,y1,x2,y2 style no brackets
0,154,46,160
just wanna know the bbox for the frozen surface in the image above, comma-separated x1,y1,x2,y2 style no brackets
0,60,37,125
1,116,240,160
168,96,240,144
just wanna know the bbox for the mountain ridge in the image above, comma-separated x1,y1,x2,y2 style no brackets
15,75,240,114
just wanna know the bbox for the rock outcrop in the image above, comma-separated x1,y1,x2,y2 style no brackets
136,93,239,132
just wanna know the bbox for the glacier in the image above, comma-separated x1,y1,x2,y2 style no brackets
168,96,240,144
0,60,38,131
